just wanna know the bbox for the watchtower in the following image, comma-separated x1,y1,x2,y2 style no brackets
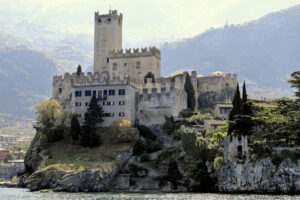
94,10,123,73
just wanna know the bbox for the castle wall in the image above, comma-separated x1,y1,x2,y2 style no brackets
197,73,237,94
109,47,161,80
137,88,187,126
94,10,123,73
223,135,248,163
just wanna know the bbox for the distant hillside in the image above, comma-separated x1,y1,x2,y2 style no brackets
0,46,57,133
161,5,300,98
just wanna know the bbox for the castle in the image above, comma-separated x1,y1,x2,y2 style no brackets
52,9,237,127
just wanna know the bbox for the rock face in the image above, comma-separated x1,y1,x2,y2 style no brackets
25,167,117,192
219,158,300,193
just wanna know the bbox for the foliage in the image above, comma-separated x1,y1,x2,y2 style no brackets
133,139,163,156
166,159,183,190
179,108,194,118
170,71,184,82
106,120,138,144
288,71,300,100
213,156,224,171
70,115,81,141
76,64,82,76
35,99,65,129
144,71,155,83
242,81,247,103
136,125,157,141
229,83,243,121
140,151,150,162
181,133,197,154
163,116,179,135
81,96,104,147
184,73,196,111
184,112,212,125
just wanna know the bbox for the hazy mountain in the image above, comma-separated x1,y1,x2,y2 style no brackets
0,45,57,133
161,5,300,98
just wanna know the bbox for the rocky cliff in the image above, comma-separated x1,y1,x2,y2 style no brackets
218,158,300,193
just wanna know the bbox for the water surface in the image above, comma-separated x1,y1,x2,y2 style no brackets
0,188,299,200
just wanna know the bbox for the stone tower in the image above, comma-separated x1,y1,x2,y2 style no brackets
94,10,123,73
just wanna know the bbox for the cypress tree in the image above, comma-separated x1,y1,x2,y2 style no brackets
288,71,300,103
184,73,196,111
229,83,243,120
242,81,247,103
77,65,82,77
70,114,81,141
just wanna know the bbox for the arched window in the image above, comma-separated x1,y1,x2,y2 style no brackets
58,88,62,94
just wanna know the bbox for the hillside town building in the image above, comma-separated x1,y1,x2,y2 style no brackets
53,10,237,127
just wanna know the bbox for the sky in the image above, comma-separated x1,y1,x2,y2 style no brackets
0,0,299,47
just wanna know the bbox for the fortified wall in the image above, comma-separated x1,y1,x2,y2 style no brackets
197,73,237,108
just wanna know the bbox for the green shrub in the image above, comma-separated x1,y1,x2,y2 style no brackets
140,151,150,162
146,140,163,154
185,113,212,125
137,125,157,141
180,108,194,118
213,156,224,170
133,139,146,156
163,116,178,135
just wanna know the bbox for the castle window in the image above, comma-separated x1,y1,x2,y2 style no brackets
93,90,97,97
98,18,101,23
119,112,125,117
107,101,114,106
107,58,109,63
119,101,125,105
85,90,91,96
108,18,111,22
85,102,89,106
220,107,227,114
109,89,115,96
113,63,118,70
104,90,108,96
237,145,243,159
136,61,141,68
103,101,107,106
58,88,62,94
118,89,125,95
75,102,78,107
98,90,103,97
75,91,82,97
124,63,127,67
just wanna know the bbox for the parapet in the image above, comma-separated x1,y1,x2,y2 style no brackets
110,47,161,59
95,10,123,24
53,71,139,88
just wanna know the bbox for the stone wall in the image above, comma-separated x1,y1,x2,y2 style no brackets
109,47,161,81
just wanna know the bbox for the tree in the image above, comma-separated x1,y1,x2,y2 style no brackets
242,81,247,103
70,115,81,141
184,73,196,111
288,71,300,102
35,99,64,128
80,96,104,146
144,71,155,83
77,65,82,76
84,96,104,128
229,83,243,120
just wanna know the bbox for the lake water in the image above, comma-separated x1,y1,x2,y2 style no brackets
0,188,299,200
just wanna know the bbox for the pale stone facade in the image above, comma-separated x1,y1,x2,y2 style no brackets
52,9,238,127
223,135,248,163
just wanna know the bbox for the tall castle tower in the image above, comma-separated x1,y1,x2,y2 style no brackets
94,10,123,73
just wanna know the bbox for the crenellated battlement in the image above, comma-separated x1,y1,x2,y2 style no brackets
110,47,161,59
95,10,123,24
53,72,142,89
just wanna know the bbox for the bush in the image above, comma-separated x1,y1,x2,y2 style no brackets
140,151,150,162
70,115,81,141
213,156,224,170
133,139,146,156
137,125,157,141
80,125,101,147
146,140,163,154
107,120,138,144
180,108,194,118
184,113,212,125
163,116,178,135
